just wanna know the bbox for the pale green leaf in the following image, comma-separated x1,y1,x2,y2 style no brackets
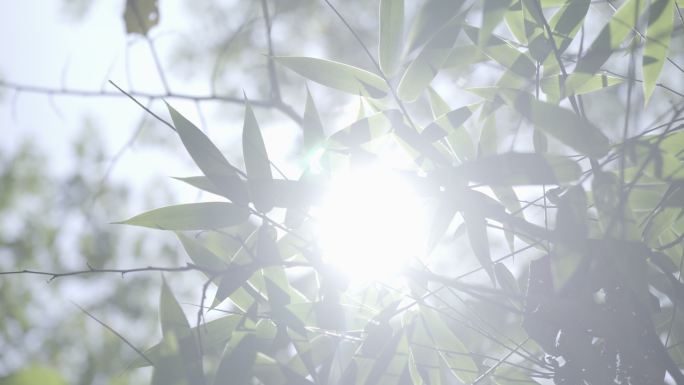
643,0,674,104
115,202,250,231
242,97,274,212
276,56,388,98
379,0,404,76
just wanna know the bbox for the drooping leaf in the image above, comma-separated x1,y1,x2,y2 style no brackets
643,0,674,104
462,208,495,283
454,153,582,185
167,103,249,204
498,89,610,158
115,202,250,231
242,97,274,212
379,0,404,76
276,57,388,98
405,0,464,53
427,191,459,253
398,17,463,101
123,0,159,35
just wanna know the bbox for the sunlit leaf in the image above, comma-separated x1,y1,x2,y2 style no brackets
398,17,462,101
463,25,536,80
379,0,404,76
330,110,399,147
569,0,646,90
406,0,464,53
463,208,495,283
643,0,674,104
276,57,388,98
497,89,610,157
420,307,479,383
302,85,325,153
242,97,274,212
541,73,623,102
115,202,250,230
167,103,249,204
480,0,512,46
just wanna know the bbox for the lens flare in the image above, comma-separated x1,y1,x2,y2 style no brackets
315,165,426,283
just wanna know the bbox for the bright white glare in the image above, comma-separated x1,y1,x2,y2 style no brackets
315,165,427,283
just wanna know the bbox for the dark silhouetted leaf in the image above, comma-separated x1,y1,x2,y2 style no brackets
167,103,249,204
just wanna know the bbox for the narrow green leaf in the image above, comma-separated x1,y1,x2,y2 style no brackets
480,0,512,46
167,103,248,204
427,192,458,253
214,334,257,385
176,233,227,272
499,89,610,157
406,0,464,52
379,0,404,76
463,209,495,283
276,57,388,98
643,0,674,104
569,0,646,90
329,110,398,147
463,25,536,80
454,153,582,185
494,262,519,294
302,85,325,153
242,97,274,213
541,73,623,102
156,278,205,385
116,202,250,231
398,17,462,101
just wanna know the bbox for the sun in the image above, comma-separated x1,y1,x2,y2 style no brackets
314,164,427,283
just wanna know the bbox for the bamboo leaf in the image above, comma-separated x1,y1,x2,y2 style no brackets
643,0,674,104
167,103,249,204
379,0,404,76
398,18,462,101
276,57,388,98
302,85,325,153
242,97,274,212
569,0,646,90
115,202,250,231
406,0,464,53
498,89,610,157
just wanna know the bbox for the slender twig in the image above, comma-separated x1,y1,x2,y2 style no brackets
73,302,154,366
